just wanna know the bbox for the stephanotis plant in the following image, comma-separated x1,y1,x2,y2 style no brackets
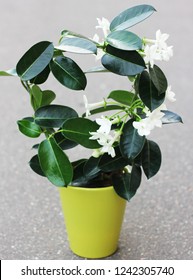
1,4,182,201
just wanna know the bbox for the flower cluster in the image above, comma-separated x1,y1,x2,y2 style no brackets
92,17,110,60
143,29,173,67
89,116,121,157
133,104,166,136
85,19,176,157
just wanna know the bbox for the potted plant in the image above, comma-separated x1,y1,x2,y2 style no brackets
0,4,182,258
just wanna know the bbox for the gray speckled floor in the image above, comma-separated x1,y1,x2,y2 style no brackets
0,0,193,260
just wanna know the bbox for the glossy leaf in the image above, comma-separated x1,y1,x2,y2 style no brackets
106,30,142,51
142,140,162,179
110,4,156,31
120,119,145,160
149,65,168,94
102,45,146,76
40,90,56,106
56,37,97,54
29,154,45,177
30,65,50,84
17,119,42,138
16,41,54,81
0,68,17,76
85,65,108,73
72,159,87,169
83,157,101,179
35,104,78,128
54,131,78,150
71,161,88,186
161,110,183,124
112,164,142,201
108,90,135,106
139,70,165,111
38,138,73,186
50,56,87,90
32,144,39,150
99,147,130,172
30,85,56,110
62,118,101,149
59,30,89,42
71,160,104,187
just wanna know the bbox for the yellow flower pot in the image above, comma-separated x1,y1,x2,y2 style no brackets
59,185,126,259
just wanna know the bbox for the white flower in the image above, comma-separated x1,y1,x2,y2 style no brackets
148,105,166,128
155,29,169,50
100,143,116,157
92,17,110,60
83,95,105,117
161,46,173,61
90,131,115,157
96,17,110,37
133,104,166,136
83,95,91,117
133,118,151,136
89,118,121,158
143,30,173,66
144,45,161,67
89,131,113,145
166,85,176,102
95,116,112,134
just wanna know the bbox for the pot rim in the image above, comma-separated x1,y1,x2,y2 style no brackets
59,185,114,192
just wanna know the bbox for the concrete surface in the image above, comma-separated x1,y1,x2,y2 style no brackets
0,0,193,260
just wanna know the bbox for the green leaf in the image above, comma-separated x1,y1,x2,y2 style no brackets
112,165,142,201
40,90,56,106
102,45,145,76
62,118,101,149
149,65,168,94
161,110,183,124
85,65,109,74
110,4,156,31
113,173,128,200
59,30,89,42
35,104,78,128
71,160,110,187
108,90,135,106
71,161,88,186
29,154,45,177
99,149,130,172
54,131,78,150
30,65,50,84
32,144,39,150
142,140,162,179
83,157,101,179
0,68,17,76
71,160,103,187
139,70,165,111
30,85,42,110
56,37,97,54
16,41,54,81
50,56,87,90
72,159,87,169
120,119,145,160
106,30,142,51
38,138,73,186
17,119,42,138
30,85,56,110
